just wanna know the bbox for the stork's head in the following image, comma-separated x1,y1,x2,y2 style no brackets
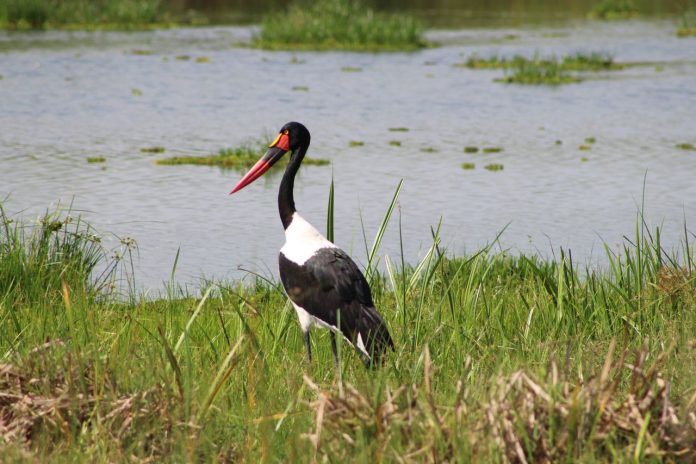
230,121,310,194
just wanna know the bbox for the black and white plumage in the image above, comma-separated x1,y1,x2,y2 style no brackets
231,121,393,365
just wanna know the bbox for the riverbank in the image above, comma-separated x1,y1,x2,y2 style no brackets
1,206,695,461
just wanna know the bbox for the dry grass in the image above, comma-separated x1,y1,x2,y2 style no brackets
0,341,186,461
302,343,696,462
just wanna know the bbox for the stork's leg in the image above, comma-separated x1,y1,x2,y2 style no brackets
330,331,339,368
303,330,312,362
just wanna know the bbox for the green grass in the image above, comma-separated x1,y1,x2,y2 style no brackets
1,199,695,462
255,0,427,51
155,142,329,170
0,0,168,30
589,0,639,19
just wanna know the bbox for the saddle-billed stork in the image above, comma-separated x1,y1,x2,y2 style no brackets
231,122,393,366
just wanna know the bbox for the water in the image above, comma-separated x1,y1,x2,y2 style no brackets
1,19,695,291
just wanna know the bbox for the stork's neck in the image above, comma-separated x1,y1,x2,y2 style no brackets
279,145,307,229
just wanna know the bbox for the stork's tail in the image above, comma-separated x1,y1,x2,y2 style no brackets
356,305,394,367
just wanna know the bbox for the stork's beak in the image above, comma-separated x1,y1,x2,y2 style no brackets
230,132,291,194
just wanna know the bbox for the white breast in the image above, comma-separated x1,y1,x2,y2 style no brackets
280,213,337,265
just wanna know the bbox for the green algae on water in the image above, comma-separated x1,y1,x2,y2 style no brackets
388,140,401,147
156,144,329,169
483,147,503,153
580,156,589,162
484,163,504,171
585,137,596,144
141,146,165,154
388,127,409,132
420,147,436,153
87,156,106,163
676,143,696,151
131,88,142,96
341,66,362,72
579,144,592,151
461,162,475,170
464,146,479,153
349,141,364,147
195,56,210,63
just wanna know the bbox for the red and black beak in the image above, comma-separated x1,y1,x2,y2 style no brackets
230,131,291,194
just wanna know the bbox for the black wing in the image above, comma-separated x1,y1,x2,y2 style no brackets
279,247,393,361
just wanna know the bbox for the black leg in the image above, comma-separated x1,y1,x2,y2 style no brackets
303,330,312,362
330,331,339,368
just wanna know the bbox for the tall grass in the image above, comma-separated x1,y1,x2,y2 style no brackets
256,0,427,51
0,196,695,461
0,0,164,30
0,204,128,309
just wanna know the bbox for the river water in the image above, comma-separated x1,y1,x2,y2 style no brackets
1,18,695,290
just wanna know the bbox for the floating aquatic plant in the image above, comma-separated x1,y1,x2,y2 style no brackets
349,141,364,147
484,163,504,171
86,156,106,163
464,146,479,153
482,147,503,153
676,143,696,151
156,142,329,169
141,146,165,154
388,140,401,147
461,162,475,170
388,127,409,132
497,59,582,85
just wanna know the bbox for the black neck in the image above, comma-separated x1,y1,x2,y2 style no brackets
279,145,306,229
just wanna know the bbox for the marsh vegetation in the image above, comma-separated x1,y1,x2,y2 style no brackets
461,53,626,85
0,0,165,29
255,0,427,51
155,142,329,169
